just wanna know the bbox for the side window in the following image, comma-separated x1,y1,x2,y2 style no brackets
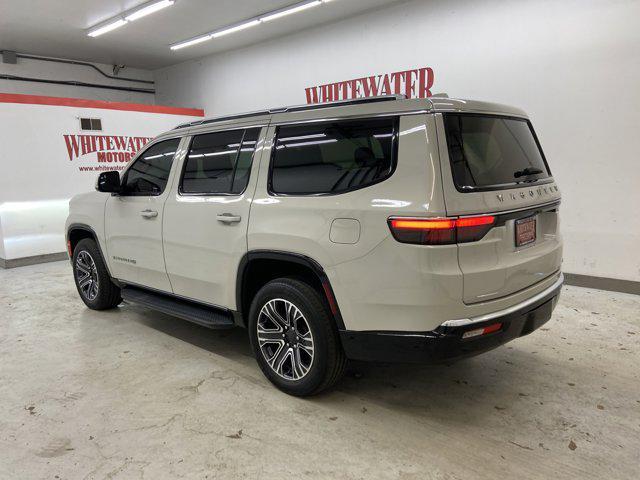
121,138,180,196
270,118,397,195
181,128,260,195
231,129,260,194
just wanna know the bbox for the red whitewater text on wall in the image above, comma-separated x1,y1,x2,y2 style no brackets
63,134,153,172
305,67,435,104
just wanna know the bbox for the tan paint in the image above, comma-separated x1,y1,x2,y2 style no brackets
67,97,563,332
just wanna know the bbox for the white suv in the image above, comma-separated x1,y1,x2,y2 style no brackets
66,96,563,396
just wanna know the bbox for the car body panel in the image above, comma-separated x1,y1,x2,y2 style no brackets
66,96,563,339
103,137,187,292
162,123,269,309
434,113,563,304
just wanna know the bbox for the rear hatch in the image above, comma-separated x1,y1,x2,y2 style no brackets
437,112,562,304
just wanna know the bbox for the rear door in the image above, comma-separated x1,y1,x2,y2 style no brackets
162,125,266,309
436,113,562,304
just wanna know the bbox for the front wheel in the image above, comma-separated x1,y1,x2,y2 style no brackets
72,238,121,310
248,278,346,396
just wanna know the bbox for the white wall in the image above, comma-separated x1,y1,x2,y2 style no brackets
0,101,203,260
0,55,155,104
154,0,640,283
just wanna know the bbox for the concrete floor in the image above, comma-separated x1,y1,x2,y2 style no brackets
0,261,638,480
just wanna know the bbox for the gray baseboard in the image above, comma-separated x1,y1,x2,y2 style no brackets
0,252,69,269
564,273,640,296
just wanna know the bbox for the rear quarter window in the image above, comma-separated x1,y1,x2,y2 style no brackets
269,117,397,195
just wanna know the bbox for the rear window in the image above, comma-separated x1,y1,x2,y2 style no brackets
443,114,550,191
270,118,396,195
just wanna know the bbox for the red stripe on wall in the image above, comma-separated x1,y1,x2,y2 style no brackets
0,92,205,117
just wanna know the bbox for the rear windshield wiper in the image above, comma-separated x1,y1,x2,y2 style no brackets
514,167,543,178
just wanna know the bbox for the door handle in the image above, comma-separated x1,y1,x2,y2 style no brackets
140,209,158,219
217,213,242,224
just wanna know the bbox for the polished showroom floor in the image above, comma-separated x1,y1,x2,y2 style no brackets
1,261,638,479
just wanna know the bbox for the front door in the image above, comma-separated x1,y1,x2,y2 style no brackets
105,137,183,292
163,126,265,308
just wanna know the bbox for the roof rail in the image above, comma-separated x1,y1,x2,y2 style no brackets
174,95,406,130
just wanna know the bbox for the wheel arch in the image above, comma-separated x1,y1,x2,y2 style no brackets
236,250,345,330
67,224,97,254
66,223,115,280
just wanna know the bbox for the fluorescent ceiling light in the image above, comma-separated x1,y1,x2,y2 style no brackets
125,0,175,22
260,1,322,22
170,34,212,50
87,0,176,37
170,0,337,50
87,18,127,37
212,19,261,38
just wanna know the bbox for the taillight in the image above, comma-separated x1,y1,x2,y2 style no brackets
388,215,496,245
455,215,495,243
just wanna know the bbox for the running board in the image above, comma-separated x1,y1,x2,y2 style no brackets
121,286,235,329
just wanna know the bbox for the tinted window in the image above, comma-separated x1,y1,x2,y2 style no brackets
444,114,550,190
232,129,260,194
181,128,260,194
121,138,180,195
270,118,396,195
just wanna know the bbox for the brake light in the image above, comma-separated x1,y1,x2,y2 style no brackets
455,216,495,227
390,218,456,230
456,215,496,243
388,215,496,245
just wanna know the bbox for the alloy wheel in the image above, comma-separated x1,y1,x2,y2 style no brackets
257,298,315,381
75,251,99,301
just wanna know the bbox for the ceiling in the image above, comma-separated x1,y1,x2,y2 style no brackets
0,0,400,70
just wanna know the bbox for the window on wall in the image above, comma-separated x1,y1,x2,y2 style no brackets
181,128,261,195
80,118,102,131
269,118,397,195
121,138,180,196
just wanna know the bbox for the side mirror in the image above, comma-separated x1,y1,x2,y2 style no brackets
96,171,121,193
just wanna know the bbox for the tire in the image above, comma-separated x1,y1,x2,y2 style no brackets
72,238,122,310
248,278,346,396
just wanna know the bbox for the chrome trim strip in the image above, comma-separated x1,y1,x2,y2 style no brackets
440,273,564,328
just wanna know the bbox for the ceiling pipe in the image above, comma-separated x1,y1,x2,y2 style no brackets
0,74,155,94
13,53,154,85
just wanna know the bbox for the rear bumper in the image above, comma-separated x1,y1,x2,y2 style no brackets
340,274,563,363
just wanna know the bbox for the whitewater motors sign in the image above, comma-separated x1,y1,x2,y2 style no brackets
305,66,435,104
63,134,152,172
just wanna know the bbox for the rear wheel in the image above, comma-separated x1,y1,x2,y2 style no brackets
72,238,121,310
248,278,346,396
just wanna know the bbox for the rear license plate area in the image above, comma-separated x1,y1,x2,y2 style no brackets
515,216,536,247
